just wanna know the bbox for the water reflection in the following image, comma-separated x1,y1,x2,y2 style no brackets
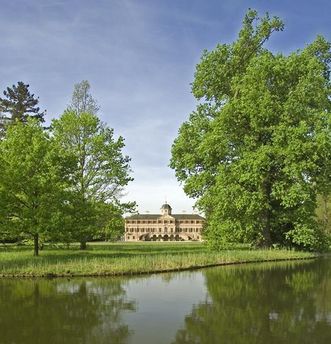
0,278,136,344
173,259,331,344
0,259,330,343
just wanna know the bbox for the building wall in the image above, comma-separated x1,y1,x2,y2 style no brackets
124,215,204,241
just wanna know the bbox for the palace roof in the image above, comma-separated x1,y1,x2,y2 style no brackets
161,203,172,210
125,214,204,220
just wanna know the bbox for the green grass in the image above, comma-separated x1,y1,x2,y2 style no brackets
0,242,317,278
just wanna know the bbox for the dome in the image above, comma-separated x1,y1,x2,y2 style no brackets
161,203,172,210
160,203,172,215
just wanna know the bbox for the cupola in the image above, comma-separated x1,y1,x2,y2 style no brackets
161,203,172,216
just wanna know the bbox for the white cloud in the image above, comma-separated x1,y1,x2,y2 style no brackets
1,0,327,214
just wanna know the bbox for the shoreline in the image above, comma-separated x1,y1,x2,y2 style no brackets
0,250,319,279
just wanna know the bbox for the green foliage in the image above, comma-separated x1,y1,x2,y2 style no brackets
0,120,69,255
170,10,331,251
94,202,130,242
51,110,134,248
0,81,134,252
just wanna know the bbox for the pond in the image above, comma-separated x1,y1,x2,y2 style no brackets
0,257,330,343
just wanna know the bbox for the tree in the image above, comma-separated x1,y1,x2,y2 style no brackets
0,120,69,255
170,10,331,251
51,110,133,249
316,194,331,234
315,111,331,236
94,202,131,242
68,80,99,115
0,82,45,135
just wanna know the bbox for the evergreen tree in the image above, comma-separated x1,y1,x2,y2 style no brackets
0,82,45,134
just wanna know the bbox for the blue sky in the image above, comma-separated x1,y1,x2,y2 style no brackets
0,0,330,213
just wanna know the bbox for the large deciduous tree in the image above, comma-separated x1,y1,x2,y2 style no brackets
170,10,331,251
51,110,133,249
0,120,69,255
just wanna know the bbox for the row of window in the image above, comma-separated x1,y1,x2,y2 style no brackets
126,228,200,233
126,219,201,224
126,235,201,240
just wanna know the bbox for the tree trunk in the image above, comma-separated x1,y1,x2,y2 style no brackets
34,234,39,256
322,193,329,232
261,179,272,248
262,222,272,247
80,241,87,250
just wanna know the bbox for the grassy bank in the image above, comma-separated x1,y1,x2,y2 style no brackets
0,242,317,278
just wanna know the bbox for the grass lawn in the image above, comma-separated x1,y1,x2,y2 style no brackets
0,242,317,278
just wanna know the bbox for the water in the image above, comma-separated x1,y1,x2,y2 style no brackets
0,258,330,343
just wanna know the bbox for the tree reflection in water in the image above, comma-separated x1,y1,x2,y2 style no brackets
172,259,331,344
0,278,136,344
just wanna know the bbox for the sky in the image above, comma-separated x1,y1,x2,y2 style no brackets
0,0,330,214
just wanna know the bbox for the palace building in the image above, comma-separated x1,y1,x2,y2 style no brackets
124,203,204,241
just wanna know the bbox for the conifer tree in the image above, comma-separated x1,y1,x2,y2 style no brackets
0,82,45,135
